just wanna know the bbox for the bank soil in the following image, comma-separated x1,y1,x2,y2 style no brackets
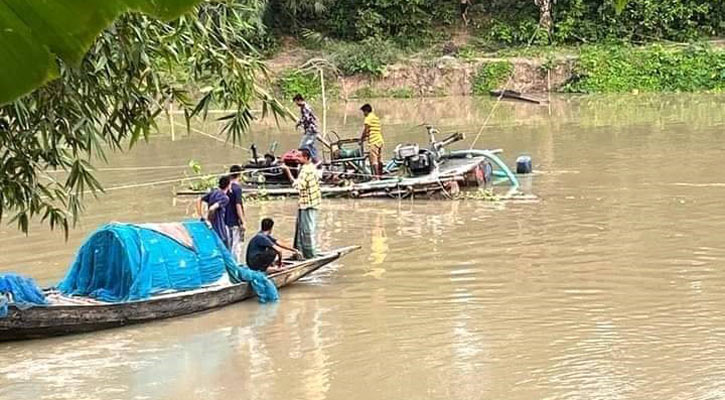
267,44,577,97
346,56,575,97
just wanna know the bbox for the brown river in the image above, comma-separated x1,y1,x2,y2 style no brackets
1,94,724,400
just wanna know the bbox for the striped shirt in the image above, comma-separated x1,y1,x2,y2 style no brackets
293,163,321,209
364,112,384,147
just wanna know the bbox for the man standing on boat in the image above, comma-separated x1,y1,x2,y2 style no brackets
294,94,320,162
246,218,301,273
196,176,231,248
360,104,384,179
225,165,246,262
282,148,321,259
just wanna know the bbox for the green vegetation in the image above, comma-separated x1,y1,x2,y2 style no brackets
460,188,500,202
0,2,289,235
566,44,725,93
472,62,514,95
276,70,324,100
352,86,415,99
268,0,724,46
266,1,724,82
387,87,416,98
328,38,400,76
478,0,724,45
0,0,202,104
186,160,218,192
267,0,456,45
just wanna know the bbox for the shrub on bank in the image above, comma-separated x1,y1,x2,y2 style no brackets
352,86,415,99
330,38,399,76
472,61,514,94
276,70,326,100
565,44,725,93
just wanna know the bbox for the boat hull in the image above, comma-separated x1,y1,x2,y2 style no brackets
0,246,358,341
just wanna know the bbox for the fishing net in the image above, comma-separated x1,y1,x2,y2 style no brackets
57,221,278,303
227,265,279,304
0,273,48,318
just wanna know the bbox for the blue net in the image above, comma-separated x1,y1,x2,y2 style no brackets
227,265,280,304
57,221,278,303
0,273,48,318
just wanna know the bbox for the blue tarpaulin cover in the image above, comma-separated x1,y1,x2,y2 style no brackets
0,274,48,318
56,221,278,303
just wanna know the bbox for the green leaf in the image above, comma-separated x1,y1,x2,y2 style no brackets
0,0,203,104
612,0,629,15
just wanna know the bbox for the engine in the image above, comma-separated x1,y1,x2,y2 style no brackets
394,144,436,176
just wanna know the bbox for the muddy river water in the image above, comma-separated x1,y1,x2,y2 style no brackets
1,95,724,400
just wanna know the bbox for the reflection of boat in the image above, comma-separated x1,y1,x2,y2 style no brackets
0,222,359,342
177,125,524,199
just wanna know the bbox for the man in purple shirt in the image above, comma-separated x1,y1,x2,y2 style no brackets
196,176,231,248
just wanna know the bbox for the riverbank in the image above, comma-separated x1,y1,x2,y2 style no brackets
268,38,725,98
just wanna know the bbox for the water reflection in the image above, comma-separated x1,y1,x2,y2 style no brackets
366,214,388,278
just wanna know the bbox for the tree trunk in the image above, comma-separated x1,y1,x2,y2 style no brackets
534,0,553,39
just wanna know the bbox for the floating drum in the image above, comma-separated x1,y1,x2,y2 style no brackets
516,155,533,174
483,160,493,182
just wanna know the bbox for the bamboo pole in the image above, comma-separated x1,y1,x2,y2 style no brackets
547,69,552,116
320,68,327,138
168,103,176,141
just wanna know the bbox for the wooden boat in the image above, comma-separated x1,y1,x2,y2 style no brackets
490,89,547,104
0,246,358,341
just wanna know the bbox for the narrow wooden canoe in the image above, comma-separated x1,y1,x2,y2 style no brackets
490,89,547,104
0,246,359,342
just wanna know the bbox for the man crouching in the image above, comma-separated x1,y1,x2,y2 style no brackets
246,218,301,274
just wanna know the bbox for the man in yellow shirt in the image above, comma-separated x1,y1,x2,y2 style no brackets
360,104,384,179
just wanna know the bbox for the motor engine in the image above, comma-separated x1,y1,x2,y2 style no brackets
394,144,436,176
334,147,362,160
281,149,303,178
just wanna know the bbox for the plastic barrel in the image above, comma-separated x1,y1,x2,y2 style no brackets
516,155,532,174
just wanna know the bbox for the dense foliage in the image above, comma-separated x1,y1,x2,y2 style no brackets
330,38,399,76
268,0,457,44
551,0,724,44
565,44,725,93
0,1,288,235
269,0,724,46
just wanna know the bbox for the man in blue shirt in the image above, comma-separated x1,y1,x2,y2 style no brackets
196,176,231,248
246,218,301,273
225,165,246,262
